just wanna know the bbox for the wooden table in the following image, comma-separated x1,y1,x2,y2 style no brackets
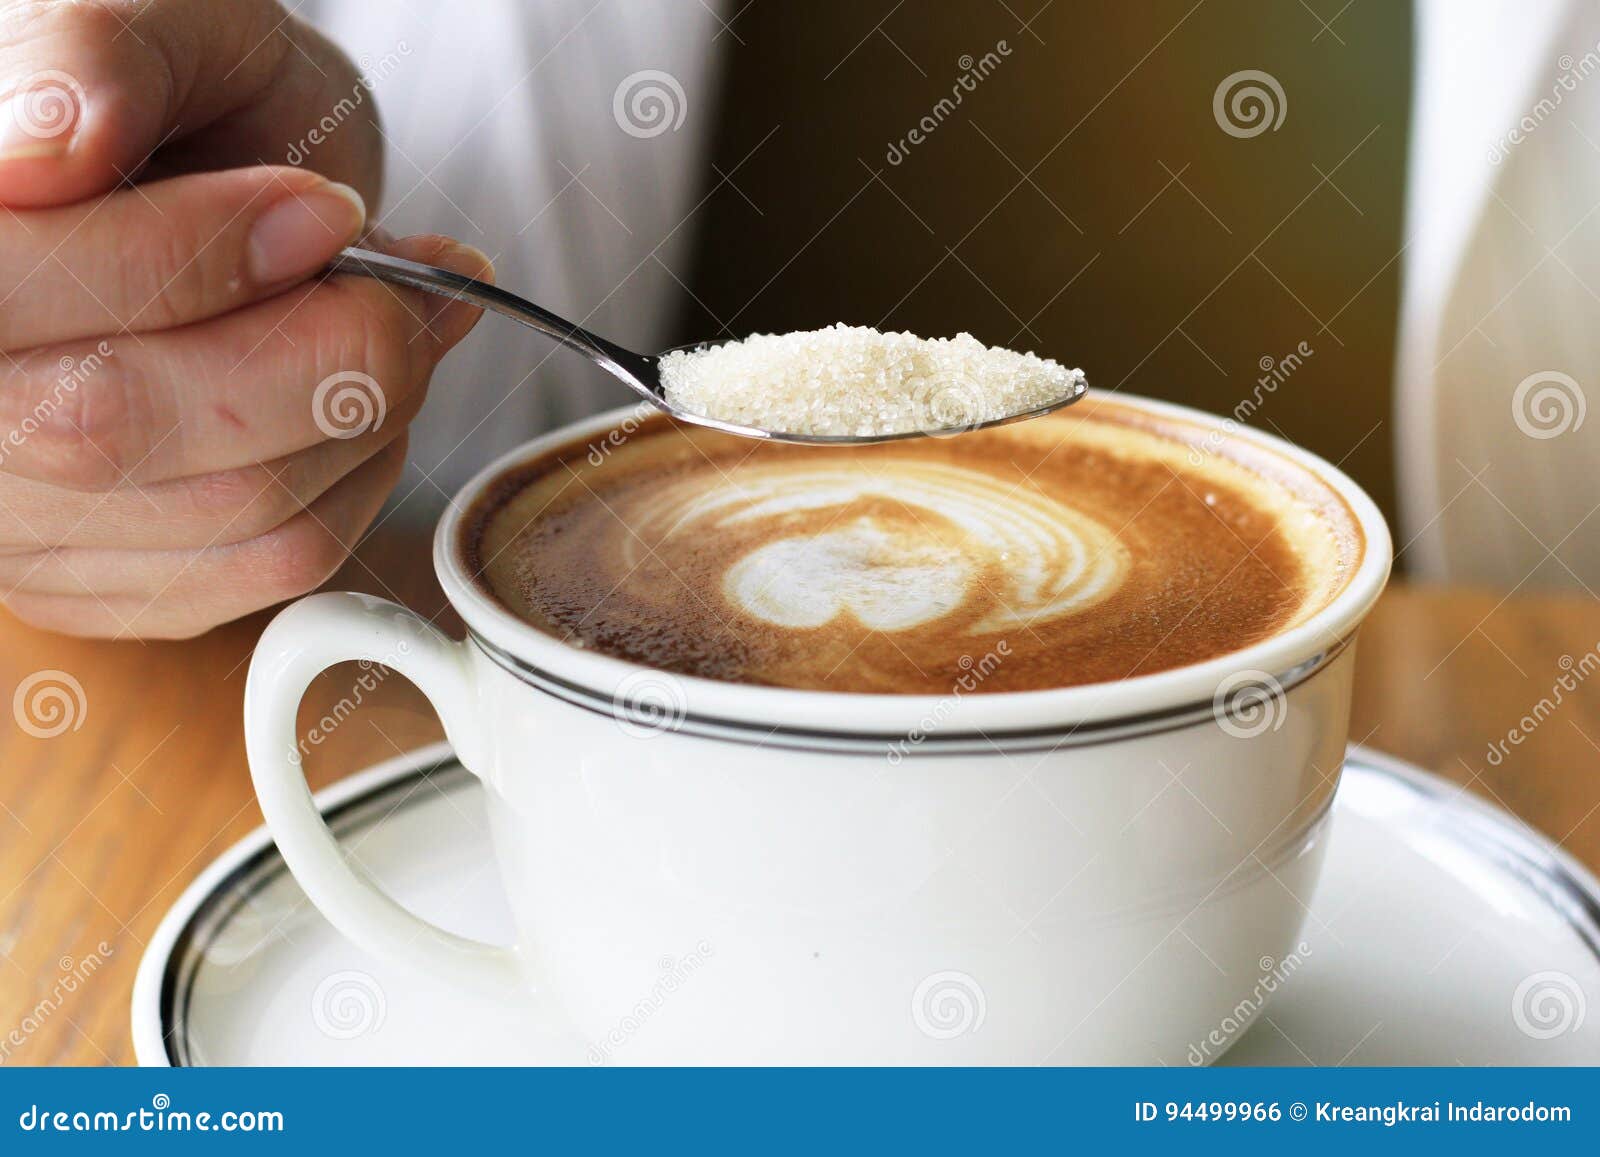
2,538,1598,1066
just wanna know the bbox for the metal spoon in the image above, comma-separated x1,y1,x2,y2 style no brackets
329,246,1086,444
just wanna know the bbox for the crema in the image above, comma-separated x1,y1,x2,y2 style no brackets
463,399,1363,694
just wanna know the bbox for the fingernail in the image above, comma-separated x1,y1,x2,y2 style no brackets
423,240,495,348
247,182,367,286
360,224,399,251
0,84,80,162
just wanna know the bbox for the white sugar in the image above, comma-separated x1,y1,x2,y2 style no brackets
658,324,1085,437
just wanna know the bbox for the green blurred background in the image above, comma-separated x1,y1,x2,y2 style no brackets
682,0,1412,527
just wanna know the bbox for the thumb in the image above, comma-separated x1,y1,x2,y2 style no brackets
0,0,297,208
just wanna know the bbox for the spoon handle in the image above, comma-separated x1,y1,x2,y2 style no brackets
328,247,648,374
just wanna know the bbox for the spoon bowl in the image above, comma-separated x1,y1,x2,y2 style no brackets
330,247,1086,444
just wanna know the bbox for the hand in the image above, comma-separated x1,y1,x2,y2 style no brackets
0,0,488,638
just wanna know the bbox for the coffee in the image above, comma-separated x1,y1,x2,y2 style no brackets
462,399,1363,694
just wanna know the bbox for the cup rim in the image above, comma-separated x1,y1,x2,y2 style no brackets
434,394,1393,737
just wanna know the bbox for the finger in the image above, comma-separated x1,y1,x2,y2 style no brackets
0,434,406,638
0,233,490,489
0,411,412,551
142,11,386,204
0,0,370,207
0,165,366,349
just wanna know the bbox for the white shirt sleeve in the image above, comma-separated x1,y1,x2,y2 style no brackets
1398,0,1600,588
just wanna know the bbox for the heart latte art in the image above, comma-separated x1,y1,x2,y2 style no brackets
724,522,974,631
620,464,1129,635
467,403,1362,694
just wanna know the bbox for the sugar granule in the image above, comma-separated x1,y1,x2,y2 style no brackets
658,324,1086,437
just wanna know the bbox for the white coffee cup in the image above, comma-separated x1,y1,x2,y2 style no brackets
245,394,1391,1064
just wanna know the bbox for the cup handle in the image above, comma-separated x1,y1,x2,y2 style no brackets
244,591,521,993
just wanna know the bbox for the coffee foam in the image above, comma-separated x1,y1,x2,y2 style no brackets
463,399,1363,694
627,462,1128,634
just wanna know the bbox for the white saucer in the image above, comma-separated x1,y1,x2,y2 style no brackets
132,744,1600,1066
